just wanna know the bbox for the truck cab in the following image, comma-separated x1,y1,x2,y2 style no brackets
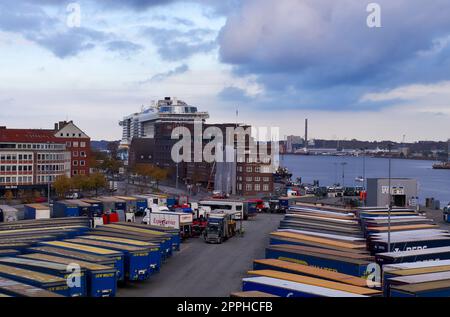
204,213,236,244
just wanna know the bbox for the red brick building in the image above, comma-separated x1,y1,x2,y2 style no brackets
53,121,91,176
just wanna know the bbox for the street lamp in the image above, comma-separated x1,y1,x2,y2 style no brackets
341,162,347,187
388,143,393,252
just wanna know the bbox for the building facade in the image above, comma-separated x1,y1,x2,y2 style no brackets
0,121,90,197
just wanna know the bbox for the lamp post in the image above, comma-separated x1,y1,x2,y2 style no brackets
341,162,347,187
388,143,393,252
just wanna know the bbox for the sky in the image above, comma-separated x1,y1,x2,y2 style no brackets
1,0,450,142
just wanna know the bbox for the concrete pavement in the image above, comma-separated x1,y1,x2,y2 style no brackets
117,213,283,297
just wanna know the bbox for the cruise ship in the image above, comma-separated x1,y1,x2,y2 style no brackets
119,97,209,147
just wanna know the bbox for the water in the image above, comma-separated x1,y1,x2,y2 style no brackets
281,155,450,205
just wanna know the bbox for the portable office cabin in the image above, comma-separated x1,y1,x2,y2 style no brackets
95,196,126,212
0,205,23,222
53,201,80,218
80,199,104,215
114,196,138,212
0,257,87,297
366,178,418,208
24,204,50,220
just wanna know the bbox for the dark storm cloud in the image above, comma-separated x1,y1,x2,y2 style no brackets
142,27,217,61
217,0,450,110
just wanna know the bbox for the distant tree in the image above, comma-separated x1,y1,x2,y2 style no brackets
152,167,169,189
53,175,72,198
4,190,14,202
71,175,91,193
89,172,107,196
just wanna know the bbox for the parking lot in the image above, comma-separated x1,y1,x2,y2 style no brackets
118,213,283,297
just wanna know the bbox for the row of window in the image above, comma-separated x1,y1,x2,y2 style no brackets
73,151,87,157
16,143,65,150
37,175,58,183
236,157,272,164
60,133,84,138
73,160,86,167
0,154,33,161
0,176,33,184
72,170,86,176
237,166,272,173
237,176,270,182
37,164,66,172
0,165,33,172
237,183,270,192
66,141,87,148
37,153,67,161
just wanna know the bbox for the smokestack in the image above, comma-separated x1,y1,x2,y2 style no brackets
305,118,308,149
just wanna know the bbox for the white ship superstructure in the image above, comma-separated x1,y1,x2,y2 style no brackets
119,97,209,146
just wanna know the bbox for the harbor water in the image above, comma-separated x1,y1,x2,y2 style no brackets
282,155,450,205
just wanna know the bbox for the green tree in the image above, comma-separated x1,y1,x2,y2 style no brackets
53,175,72,198
152,167,169,189
4,190,14,203
89,172,107,196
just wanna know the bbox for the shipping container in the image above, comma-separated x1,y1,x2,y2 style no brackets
242,276,367,297
0,257,86,297
53,201,80,218
368,236,450,254
65,238,152,281
0,205,23,222
0,264,70,296
390,280,450,297
19,253,117,297
38,241,125,282
387,271,450,297
24,204,50,220
0,277,62,297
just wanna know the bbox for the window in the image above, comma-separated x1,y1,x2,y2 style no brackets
237,183,242,190
80,160,85,166
263,184,269,191
245,184,252,191
73,141,79,147
254,177,261,182
80,151,86,157
255,166,261,173
246,177,252,182
254,184,261,191
80,142,86,147
263,177,270,182
73,151,78,157
246,166,252,173
73,160,78,166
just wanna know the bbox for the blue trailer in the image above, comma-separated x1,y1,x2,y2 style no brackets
20,253,117,297
0,257,86,297
376,247,450,265
66,238,152,281
76,235,161,274
0,263,71,296
38,241,125,282
131,196,148,213
242,276,366,297
0,277,62,297
0,249,20,257
113,222,181,251
265,246,372,278
53,201,80,218
368,236,450,254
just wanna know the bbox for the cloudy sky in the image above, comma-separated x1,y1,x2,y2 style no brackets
1,0,450,142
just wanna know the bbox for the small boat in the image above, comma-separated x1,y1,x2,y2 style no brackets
355,176,365,182
433,162,450,170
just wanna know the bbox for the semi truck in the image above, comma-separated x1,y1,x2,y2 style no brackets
204,213,237,244
142,205,193,239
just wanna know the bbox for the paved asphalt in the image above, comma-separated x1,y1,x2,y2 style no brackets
117,213,283,297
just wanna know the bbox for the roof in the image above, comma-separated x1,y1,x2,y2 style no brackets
0,128,61,144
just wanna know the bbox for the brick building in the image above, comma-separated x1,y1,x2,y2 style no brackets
128,121,275,197
0,121,90,197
